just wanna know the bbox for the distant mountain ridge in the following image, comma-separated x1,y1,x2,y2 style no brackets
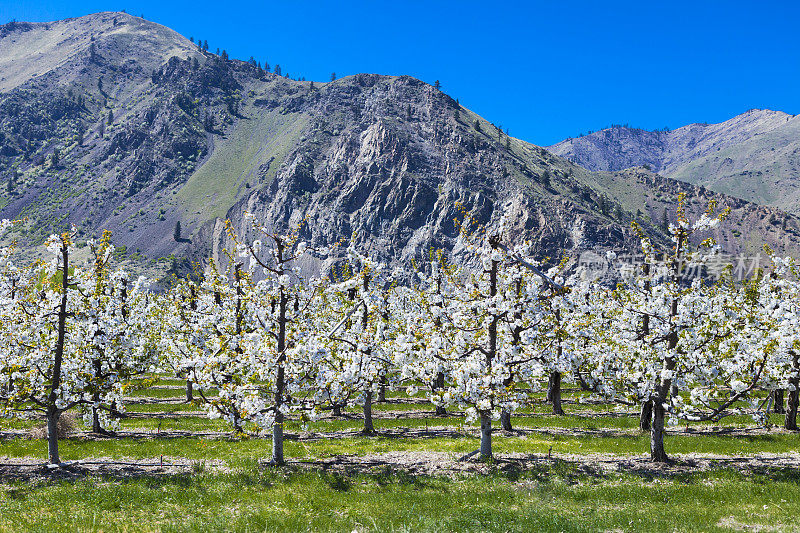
547,109,800,215
2,12,800,280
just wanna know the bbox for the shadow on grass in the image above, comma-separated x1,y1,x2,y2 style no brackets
0,462,200,484
5,455,800,493
321,471,352,491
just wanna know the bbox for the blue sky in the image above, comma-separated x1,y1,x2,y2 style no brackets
2,0,797,145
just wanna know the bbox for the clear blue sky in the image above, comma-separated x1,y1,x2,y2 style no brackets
2,0,798,145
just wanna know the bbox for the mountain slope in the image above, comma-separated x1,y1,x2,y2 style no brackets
1,12,799,278
547,109,800,214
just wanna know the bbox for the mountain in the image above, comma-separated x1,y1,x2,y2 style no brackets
2,12,799,279
547,109,800,215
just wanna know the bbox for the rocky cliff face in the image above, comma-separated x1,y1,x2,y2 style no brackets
547,109,800,215
2,12,799,279
206,76,800,275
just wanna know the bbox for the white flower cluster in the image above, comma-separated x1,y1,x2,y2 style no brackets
0,232,155,431
3,204,798,461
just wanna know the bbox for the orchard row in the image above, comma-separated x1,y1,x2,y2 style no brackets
2,195,798,465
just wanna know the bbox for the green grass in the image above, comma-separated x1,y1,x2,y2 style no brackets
117,417,233,432
3,374,800,531
3,429,799,464
2,467,800,532
125,402,206,414
0,418,38,430
126,387,217,399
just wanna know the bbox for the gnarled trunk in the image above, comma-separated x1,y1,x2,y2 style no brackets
787,389,799,431
650,241,683,463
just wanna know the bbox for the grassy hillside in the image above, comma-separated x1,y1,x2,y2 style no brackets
177,90,310,223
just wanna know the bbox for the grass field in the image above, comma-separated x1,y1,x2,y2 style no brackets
2,378,800,532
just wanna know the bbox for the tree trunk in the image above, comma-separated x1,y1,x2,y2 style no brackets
271,283,288,466
550,307,565,415
785,352,799,431
639,263,653,433
92,359,103,433
378,376,386,403
478,252,499,462
46,406,61,465
549,371,563,415
651,353,675,463
110,399,124,419
271,362,285,465
46,236,70,465
649,244,683,464
186,379,193,402
650,347,677,461
650,400,668,462
639,399,652,431
332,404,342,417
500,409,512,431
92,399,102,434
272,413,284,465
787,389,799,431
774,389,786,414
231,406,244,434
434,371,447,415
651,335,677,462
363,390,374,434
480,412,492,460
